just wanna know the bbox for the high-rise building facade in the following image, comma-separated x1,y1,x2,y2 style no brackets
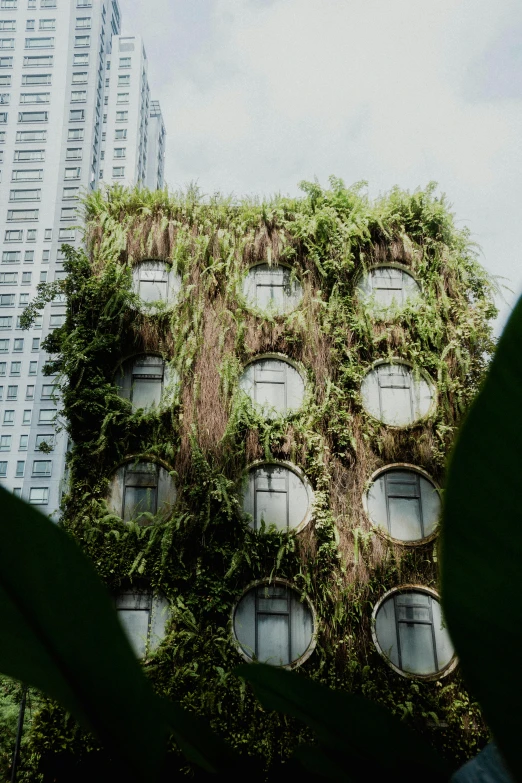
0,0,166,515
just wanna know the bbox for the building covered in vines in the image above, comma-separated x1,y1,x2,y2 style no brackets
26,178,497,774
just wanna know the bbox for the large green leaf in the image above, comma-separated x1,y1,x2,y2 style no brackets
0,488,231,780
236,663,450,781
442,296,522,780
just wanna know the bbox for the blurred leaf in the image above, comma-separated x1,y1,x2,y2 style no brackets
442,296,522,781
236,663,449,781
0,488,231,780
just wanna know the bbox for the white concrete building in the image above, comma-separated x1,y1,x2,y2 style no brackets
0,0,166,516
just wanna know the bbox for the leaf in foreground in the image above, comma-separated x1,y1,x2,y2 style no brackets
442,296,522,780
236,663,450,782
0,488,230,780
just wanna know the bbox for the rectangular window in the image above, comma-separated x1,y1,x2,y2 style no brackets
12,169,43,180
67,127,84,140
115,111,128,122
0,74,11,85
31,337,39,350
6,384,17,399
0,39,15,49
38,18,55,30
77,0,92,6
10,189,41,201
27,229,36,241
42,250,50,263
114,147,126,158
10,361,20,375
25,384,34,398
64,167,81,179
0,385,3,399
112,166,124,178
14,149,44,161
119,57,131,68
0,339,8,350
25,37,54,49
22,272,31,283
26,19,35,31
15,460,25,477
0,362,5,375
7,210,39,221
19,293,29,305
0,92,10,104
16,130,46,142
74,35,90,47
73,53,88,66
35,433,53,450
0,1,18,8
2,251,20,263
117,74,130,86
0,435,11,451
65,147,81,159
116,92,129,103
18,111,49,122
29,487,49,505
4,230,22,241
69,109,84,122
71,71,87,84
22,410,31,425
76,17,90,28
23,55,53,67
20,91,50,103
40,0,57,7
13,337,23,350
60,207,75,220
24,250,34,263
71,89,86,102
0,22,16,32
0,316,13,328
19,434,28,450
49,314,65,327
0,57,13,68
114,129,127,141
58,229,74,241
0,461,7,477
38,409,55,424
0,111,7,122
22,74,51,86
0,293,14,305
32,459,51,476
3,410,14,424
63,186,79,199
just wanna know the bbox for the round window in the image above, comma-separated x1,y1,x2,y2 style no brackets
365,465,440,542
131,260,181,312
239,356,305,417
241,462,313,533
242,263,303,315
357,266,421,312
115,588,170,659
233,580,316,667
107,460,177,524
360,361,435,426
372,587,455,678
115,354,178,412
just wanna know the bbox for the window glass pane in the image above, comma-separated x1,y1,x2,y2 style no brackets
123,486,156,522
398,621,436,675
242,464,310,532
117,608,149,658
361,363,434,426
257,613,289,666
242,264,302,314
357,266,421,311
367,468,441,541
239,358,305,417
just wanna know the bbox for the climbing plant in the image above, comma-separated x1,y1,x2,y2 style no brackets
23,178,497,777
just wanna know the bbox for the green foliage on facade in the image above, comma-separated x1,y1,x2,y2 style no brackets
25,178,497,775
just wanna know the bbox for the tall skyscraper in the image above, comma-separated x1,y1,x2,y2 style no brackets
0,0,166,515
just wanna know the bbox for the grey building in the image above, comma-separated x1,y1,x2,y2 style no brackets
0,0,166,516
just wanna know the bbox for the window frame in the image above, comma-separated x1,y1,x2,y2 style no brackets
241,460,314,534
239,353,306,418
360,359,436,429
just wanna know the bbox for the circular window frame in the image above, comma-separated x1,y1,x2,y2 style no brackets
113,352,179,413
231,578,318,669
130,258,182,315
240,352,309,417
371,585,458,681
362,463,441,546
241,459,315,535
360,358,437,430
355,263,423,317
240,261,304,317
106,454,178,523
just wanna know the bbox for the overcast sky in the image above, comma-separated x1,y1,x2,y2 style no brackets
122,0,522,330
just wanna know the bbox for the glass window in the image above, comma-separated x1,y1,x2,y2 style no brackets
242,264,302,315
6,384,16,399
0,272,17,283
69,109,85,121
25,37,54,48
233,581,315,667
4,230,22,241
58,229,74,241
32,459,51,476
13,338,23,350
64,166,81,179
10,361,20,375
0,435,11,450
71,71,87,84
0,316,12,328
18,111,48,122
115,128,127,139
75,16,90,28
107,461,177,525
29,486,49,504
31,337,39,350
12,169,43,181
7,209,39,221
0,339,8,350
2,250,22,263
131,261,181,312
0,38,15,49
115,110,128,122
35,433,54,451
22,55,53,66
73,53,88,66
19,434,28,450
71,89,86,102
28,361,37,374
10,189,41,201
366,466,441,542
119,57,131,68
112,165,124,178
114,147,126,158
15,460,24,477
22,410,31,425
41,383,56,399
0,362,5,375
74,35,90,47
239,357,305,417
361,362,435,427
0,461,7,477
60,207,75,220
39,18,55,30
22,272,31,283
3,410,14,424
357,266,421,312
115,354,177,412
241,463,312,533
38,408,55,423
373,589,455,677
16,130,46,142
115,589,170,658
63,186,79,199
20,91,49,103
0,293,14,305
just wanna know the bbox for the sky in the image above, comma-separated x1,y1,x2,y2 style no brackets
122,0,522,331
